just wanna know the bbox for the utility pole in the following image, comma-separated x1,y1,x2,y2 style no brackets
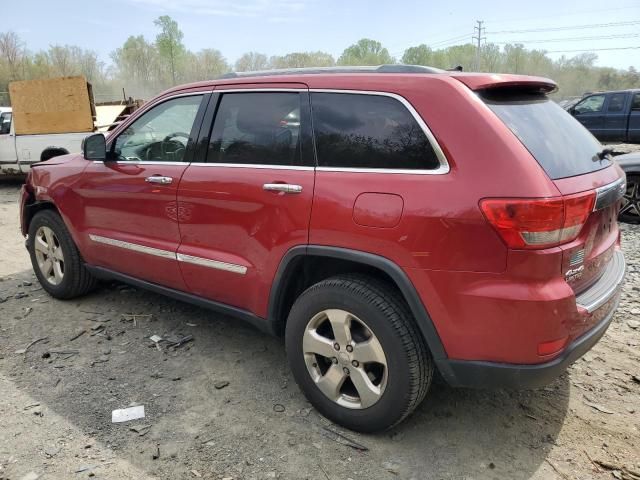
473,20,486,71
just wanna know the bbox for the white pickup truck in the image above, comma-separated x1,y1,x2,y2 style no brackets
0,108,88,176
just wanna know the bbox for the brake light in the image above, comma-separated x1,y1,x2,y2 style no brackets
480,192,595,249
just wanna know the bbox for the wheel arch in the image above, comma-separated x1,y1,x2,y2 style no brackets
23,200,61,236
40,146,70,162
268,245,447,360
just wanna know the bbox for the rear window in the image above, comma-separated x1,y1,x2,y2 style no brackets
483,92,610,180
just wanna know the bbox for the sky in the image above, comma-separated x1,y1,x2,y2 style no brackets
4,0,640,70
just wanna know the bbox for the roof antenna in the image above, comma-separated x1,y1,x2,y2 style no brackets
447,65,463,72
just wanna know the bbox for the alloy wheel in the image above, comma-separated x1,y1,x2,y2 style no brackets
34,226,65,285
302,309,388,409
621,179,640,219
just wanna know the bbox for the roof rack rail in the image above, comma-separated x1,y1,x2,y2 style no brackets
218,64,444,79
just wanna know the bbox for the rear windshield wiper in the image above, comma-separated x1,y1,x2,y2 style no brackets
596,148,614,161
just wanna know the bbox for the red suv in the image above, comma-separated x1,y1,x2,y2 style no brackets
19,66,627,432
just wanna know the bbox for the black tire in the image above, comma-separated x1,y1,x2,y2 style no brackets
285,274,433,432
27,210,96,299
619,174,640,224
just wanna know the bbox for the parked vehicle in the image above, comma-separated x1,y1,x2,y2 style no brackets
1,76,97,176
614,151,640,223
0,108,88,175
19,65,627,432
569,89,640,142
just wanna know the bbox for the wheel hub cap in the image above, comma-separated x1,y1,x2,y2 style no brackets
34,226,65,285
303,309,388,409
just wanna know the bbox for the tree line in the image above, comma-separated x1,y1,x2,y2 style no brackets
1,15,639,104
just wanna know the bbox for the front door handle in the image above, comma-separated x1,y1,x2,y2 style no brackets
263,183,303,194
145,175,173,185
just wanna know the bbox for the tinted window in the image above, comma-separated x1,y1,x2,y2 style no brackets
574,94,605,114
632,94,640,110
484,92,609,180
607,93,626,112
311,93,440,170
113,95,202,162
207,92,302,166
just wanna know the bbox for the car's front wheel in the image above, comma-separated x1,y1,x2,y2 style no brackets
27,210,96,299
620,174,640,224
285,275,433,432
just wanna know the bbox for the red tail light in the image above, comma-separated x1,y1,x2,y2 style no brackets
480,192,595,249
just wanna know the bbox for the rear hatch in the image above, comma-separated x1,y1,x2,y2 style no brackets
479,87,624,295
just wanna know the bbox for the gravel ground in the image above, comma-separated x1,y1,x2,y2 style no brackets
0,180,639,480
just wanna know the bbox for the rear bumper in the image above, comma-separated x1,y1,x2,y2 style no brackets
436,250,626,389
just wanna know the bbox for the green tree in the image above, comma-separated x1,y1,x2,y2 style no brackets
234,52,269,72
184,49,230,81
401,44,433,66
111,36,159,85
269,51,335,69
154,15,185,85
338,39,394,66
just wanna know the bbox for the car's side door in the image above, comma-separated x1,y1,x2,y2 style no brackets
572,94,607,139
602,92,629,142
74,92,209,290
176,86,315,317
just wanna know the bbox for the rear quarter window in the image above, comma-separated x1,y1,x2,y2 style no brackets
483,92,610,180
311,92,441,170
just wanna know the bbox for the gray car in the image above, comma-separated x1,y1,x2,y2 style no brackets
616,152,640,223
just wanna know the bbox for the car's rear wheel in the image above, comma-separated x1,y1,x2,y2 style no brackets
285,274,433,432
620,174,640,224
27,210,96,299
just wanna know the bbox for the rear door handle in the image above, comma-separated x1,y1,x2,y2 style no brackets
263,183,302,194
145,175,173,185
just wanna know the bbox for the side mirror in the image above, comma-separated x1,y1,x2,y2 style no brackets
82,133,107,161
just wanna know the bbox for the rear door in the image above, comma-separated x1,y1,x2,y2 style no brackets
602,92,629,142
75,93,208,290
176,85,315,317
572,93,607,139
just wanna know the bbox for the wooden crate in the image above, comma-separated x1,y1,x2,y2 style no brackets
9,76,95,135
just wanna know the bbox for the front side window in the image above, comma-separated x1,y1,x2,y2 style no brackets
0,112,11,135
207,92,302,166
607,93,626,113
574,94,605,114
113,95,203,162
311,92,440,170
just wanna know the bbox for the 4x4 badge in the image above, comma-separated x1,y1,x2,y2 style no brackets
565,265,584,282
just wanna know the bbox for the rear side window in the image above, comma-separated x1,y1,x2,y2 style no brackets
607,93,626,112
311,92,440,170
208,92,303,166
632,94,640,110
484,92,610,180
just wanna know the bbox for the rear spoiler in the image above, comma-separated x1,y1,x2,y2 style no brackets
448,73,557,94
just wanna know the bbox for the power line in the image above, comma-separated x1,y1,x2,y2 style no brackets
494,33,640,44
544,45,640,53
487,19,640,34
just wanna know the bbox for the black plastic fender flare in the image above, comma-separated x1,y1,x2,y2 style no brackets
268,245,448,361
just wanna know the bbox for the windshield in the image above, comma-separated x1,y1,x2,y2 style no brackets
483,92,610,180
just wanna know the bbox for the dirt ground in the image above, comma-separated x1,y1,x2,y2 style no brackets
0,180,638,480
